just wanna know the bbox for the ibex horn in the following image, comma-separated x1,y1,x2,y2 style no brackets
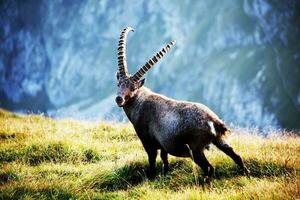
118,27,134,77
131,40,176,82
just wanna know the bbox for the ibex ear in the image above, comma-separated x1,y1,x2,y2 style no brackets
138,78,146,88
116,71,120,80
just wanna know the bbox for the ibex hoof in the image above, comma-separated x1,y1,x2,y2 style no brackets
203,176,212,184
146,170,156,180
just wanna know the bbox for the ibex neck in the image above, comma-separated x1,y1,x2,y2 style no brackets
123,86,151,124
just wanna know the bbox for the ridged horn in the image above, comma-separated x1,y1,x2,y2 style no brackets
131,40,176,82
118,27,134,77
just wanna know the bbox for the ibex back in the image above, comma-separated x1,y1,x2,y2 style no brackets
115,27,249,181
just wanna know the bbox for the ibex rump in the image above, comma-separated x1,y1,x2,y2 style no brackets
115,27,249,181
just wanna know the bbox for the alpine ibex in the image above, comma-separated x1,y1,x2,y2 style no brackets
115,27,249,181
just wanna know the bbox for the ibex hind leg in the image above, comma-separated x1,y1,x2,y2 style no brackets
212,138,250,176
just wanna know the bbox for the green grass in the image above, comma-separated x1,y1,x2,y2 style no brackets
0,108,299,199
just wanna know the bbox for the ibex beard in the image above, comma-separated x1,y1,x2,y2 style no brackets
115,27,250,182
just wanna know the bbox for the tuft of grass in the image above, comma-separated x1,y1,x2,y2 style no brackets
0,186,76,200
0,108,299,199
24,143,76,165
87,161,148,191
0,142,102,165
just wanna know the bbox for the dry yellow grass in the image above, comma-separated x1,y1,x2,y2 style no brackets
0,108,299,199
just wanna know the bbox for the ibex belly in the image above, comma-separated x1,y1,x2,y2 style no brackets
153,111,215,157
157,130,214,157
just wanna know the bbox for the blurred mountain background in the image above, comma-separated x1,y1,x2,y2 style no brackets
0,0,299,129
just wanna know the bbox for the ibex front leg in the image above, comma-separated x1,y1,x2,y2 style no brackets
145,147,157,179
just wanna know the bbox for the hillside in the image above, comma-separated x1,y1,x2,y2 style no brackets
1,1,300,129
0,109,299,199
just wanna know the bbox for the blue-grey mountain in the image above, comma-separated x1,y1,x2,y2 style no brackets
0,0,299,129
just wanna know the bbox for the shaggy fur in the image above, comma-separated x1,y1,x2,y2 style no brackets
116,27,249,181
120,86,249,179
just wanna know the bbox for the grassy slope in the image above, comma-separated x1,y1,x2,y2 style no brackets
0,109,299,200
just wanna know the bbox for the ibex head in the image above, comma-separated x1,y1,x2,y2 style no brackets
115,27,176,107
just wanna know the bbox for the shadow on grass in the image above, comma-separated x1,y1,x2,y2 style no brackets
89,161,148,191
0,187,75,200
0,133,16,140
87,158,296,192
213,158,296,180
0,171,19,185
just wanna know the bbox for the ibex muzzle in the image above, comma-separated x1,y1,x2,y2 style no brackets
115,27,249,182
